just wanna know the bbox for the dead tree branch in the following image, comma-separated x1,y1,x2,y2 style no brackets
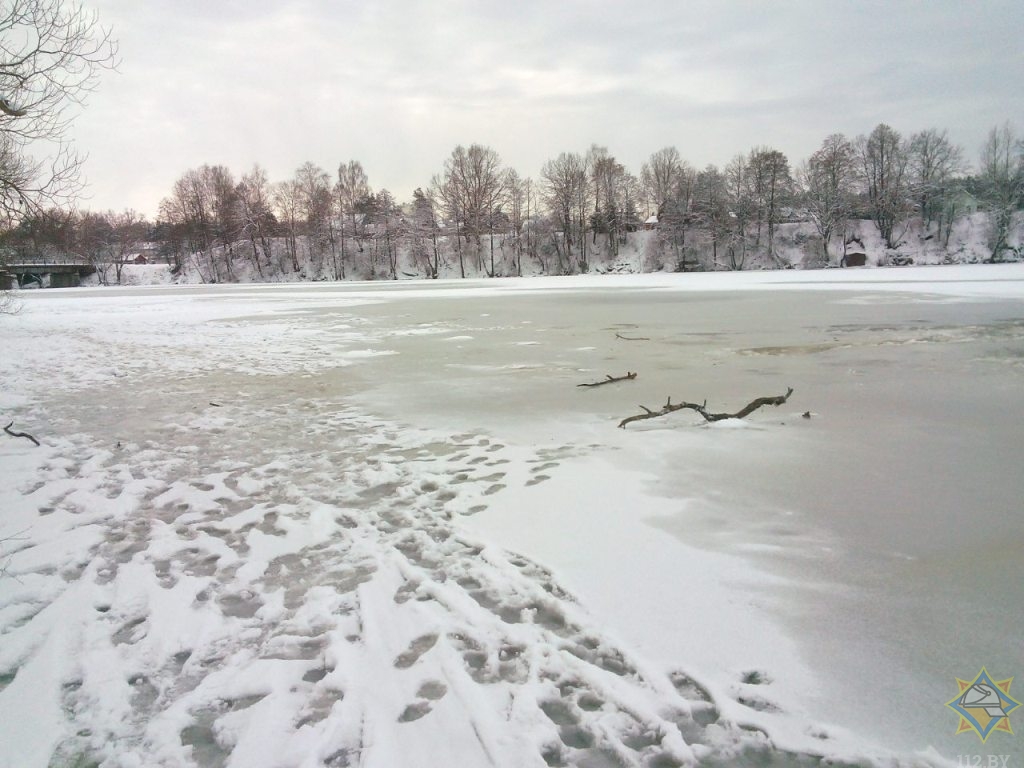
618,387,794,429
577,371,637,388
4,421,40,446
615,332,650,341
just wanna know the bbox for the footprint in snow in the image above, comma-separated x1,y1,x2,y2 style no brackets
394,633,439,669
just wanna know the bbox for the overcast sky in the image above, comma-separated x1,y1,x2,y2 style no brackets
70,0,1024,218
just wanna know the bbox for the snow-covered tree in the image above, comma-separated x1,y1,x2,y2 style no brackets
235,165,275,277
857,124,910,249
800,134,856,264
640,147,684,218
435,144,506,275
272,178,302,274
541,151,590,273
335,160,371,275
747,147,792,264
293,162,332,275
407,187,441,278
504,169,527,276
647,163,696,271
160,167,233,282
723,153,752,270
373,189,401,280
978,122,1023,261
693,165,729,267
206,165,238,278
907,128,965,235
588,146,639,260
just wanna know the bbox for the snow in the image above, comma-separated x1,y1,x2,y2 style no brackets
3,265,1023,767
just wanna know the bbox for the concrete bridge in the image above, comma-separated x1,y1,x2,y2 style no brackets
0,255,96,289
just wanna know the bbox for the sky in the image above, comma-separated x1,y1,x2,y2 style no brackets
66,0,1024,219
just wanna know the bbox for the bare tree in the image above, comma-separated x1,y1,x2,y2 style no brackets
431,168,466,277
1,204,74,257
482,163,508,277
588,146,636,260
640,146,683,218
76,208,112,280
747,147,791,264
693,165,729,267
272,179,302,273
505,169,526,276
158,166,235,281
801,134,856,264
978,122,1024,261
335,160,370,276
206,165,237,279
857,124,910,249
376,189,401,280
294,162,332,276
235,165,275,277
160,169,213,281
541,151,590,272
107,208,147,284
657,161,697,271
618,171,642,239
723,153,752,270
522,176,539,273
0,0,117,223
437,144,505,274
408,187,441,278
908,128,965,235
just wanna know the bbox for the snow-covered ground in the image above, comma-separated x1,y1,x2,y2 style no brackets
2,265,1023,767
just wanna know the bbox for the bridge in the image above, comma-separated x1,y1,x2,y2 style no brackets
0,254,96,289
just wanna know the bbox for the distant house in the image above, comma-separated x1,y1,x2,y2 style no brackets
128,242,162,265
643,215,658,230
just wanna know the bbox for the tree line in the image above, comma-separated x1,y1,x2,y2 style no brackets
3,122,1023,283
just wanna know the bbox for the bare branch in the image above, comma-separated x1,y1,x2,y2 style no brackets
615,332,650,341
4,420,40,446
577,371,637,388
618,388,794,429
0,0,118,223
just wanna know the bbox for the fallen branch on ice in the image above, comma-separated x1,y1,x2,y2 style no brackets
618,387,794,429
577,372,638,388
3,421,40,447
615,332,650,341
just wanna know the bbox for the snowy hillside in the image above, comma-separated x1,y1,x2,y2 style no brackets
69,211,1024,290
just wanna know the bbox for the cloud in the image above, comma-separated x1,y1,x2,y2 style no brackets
69,0,1024,216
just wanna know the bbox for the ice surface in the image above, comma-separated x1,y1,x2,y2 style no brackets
2,265,1022,767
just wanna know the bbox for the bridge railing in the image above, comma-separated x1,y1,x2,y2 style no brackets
2,253,94,267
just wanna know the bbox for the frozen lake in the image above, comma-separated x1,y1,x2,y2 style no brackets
1,266,1022,767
